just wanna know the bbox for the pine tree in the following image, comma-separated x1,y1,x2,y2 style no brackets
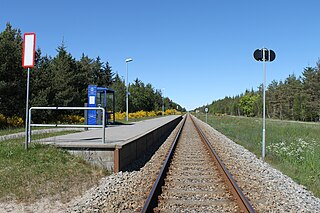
29,49,53,122
49,44,78,107
77,54,94,104
110,74,126,112
302,67,320,121
283,74,302,120
0,23,24,117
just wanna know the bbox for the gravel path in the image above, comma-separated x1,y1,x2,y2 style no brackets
1,115,319,212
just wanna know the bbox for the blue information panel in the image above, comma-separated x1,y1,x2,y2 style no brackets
88,85,97,125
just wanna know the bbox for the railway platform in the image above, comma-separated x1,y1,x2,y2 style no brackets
37,115,182,172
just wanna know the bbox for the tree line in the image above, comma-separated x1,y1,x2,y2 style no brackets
197,64,320,122
0,23,185,123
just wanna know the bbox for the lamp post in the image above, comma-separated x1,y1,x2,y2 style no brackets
162,88,165,116
125,58,133,122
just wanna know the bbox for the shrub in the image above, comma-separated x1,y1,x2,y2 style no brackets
0,114,7,129
129,110,147,119
156,111,163,116
112,112,126,120
7,115,24,128
164,109,181,115
111,109,180,121
59,115,84,124
147,111,157,117
164,109,174,115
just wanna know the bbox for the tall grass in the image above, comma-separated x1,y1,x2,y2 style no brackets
196,114,320,198
0,131,108,203
0,127,25,136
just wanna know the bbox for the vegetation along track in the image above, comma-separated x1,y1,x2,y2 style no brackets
142,114,255,212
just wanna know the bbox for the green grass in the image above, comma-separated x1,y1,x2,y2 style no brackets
196,113,320,198
0,126,73,136
0,131,108,203
0,127,25,136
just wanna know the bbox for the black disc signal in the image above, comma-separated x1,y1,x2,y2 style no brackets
253,48,276,62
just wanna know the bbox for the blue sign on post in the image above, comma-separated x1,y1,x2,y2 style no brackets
88,85,97,125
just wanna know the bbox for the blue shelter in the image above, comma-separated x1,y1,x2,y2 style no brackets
87,85,115,125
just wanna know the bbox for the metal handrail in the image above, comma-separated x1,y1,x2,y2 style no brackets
27,106,105,149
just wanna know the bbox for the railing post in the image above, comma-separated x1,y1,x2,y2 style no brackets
84,103,88,131
102,107,105,143
28,107,32,144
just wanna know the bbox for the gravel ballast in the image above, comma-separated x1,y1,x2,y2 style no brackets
194,117,320,212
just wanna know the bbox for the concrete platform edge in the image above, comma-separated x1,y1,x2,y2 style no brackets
114,115,182,172
58,116,182,172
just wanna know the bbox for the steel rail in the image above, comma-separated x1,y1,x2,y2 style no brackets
141,115,187,213
190,115,256,213
141,114,255,212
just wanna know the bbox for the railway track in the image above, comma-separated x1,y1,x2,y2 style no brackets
142,114,255,212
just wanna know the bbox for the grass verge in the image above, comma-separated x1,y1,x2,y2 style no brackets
195,114,320,198
0,127,25,136
0,131,108,203
0,126,76,136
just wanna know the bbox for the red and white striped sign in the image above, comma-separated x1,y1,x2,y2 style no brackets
22,33,36,68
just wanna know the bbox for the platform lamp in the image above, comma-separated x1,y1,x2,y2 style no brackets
162,88,165,116
125,58,133,122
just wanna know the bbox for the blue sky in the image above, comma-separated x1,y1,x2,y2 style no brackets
2,1,320,110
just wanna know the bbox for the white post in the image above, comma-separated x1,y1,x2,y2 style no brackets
25,68,30,150
126,62,129,121
125,58,132,122
162,88,165,116
205,107,208,123
102,107,105,143
28,107,32,144
206,112,208,123
262,48,267,161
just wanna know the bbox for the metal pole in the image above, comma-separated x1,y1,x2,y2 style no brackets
84,103,88,131
162,88,165,116
28,107,32,144
25,68,30,150
102,107,105,143
104,90,107,124
206,112,208,123
126,62,129,122
113,92,115,123
262,48,266,161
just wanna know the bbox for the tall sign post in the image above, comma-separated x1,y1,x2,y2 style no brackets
205,107,208,123
253,48,276,161
22,33,36,150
